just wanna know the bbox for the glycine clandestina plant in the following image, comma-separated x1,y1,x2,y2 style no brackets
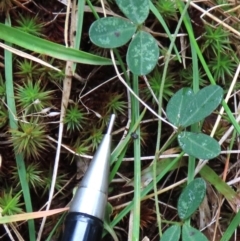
166,85,223,160
89,0,159,75
161,178,208,241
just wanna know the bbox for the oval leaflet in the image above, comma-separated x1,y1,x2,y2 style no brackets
89,17,136,48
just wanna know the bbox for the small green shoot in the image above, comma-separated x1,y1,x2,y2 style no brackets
87,126,103,151
0,189,23,216
64,105,86,133
10,121,48,159
142,67,176,103
16,14,44,36
209,53,237,84
155,0,178,19
16,80,53,113
105,93,127,115
42,170,68,197
201,26,231,56
15,59,40,79
11,163,44,193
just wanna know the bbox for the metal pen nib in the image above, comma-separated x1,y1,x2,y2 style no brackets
70,114,115,221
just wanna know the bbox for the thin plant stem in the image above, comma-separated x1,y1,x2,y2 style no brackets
86,0,100,19
109,146,127,181
132,74,141,241
187,19,199,226
149,1,181,62
46,213,66,241
178,2,200,228
153,0,192,237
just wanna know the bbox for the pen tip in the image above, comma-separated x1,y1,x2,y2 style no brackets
106,114,115,134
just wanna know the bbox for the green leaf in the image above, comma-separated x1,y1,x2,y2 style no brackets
103,203,119,241
166,88,194,126
127,31,159,75
161,225,181,241
89,17,136,48
166,85,223,127
0,23,112,65
181,85,223,127
182,224,209,241
178,131,220,159
177,178,206,220
116,0,149,24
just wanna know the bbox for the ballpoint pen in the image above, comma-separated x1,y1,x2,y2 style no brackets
61,114,115,241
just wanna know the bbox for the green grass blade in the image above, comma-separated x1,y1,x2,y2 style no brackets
149,1,181,63
127,158,186,187
4,17,36,241
220,209,240,241
110,109,146,165
132,74,141,241
0,23,113,65
199,165,239,205
46,213,66,241
110,146,127,182
75,0,85,51
181,10,199,217
108,152,184,230
153,0,192,236
71,0,86,73
86,0,100,19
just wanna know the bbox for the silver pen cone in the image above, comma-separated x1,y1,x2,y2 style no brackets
69,114,115,221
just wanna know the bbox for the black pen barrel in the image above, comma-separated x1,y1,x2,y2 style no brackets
61,212,103,241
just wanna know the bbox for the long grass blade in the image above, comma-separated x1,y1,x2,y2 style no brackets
220,209,240,241
131,74,141,241
149,1,181,62
0,23,113,65
4,16,36,241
